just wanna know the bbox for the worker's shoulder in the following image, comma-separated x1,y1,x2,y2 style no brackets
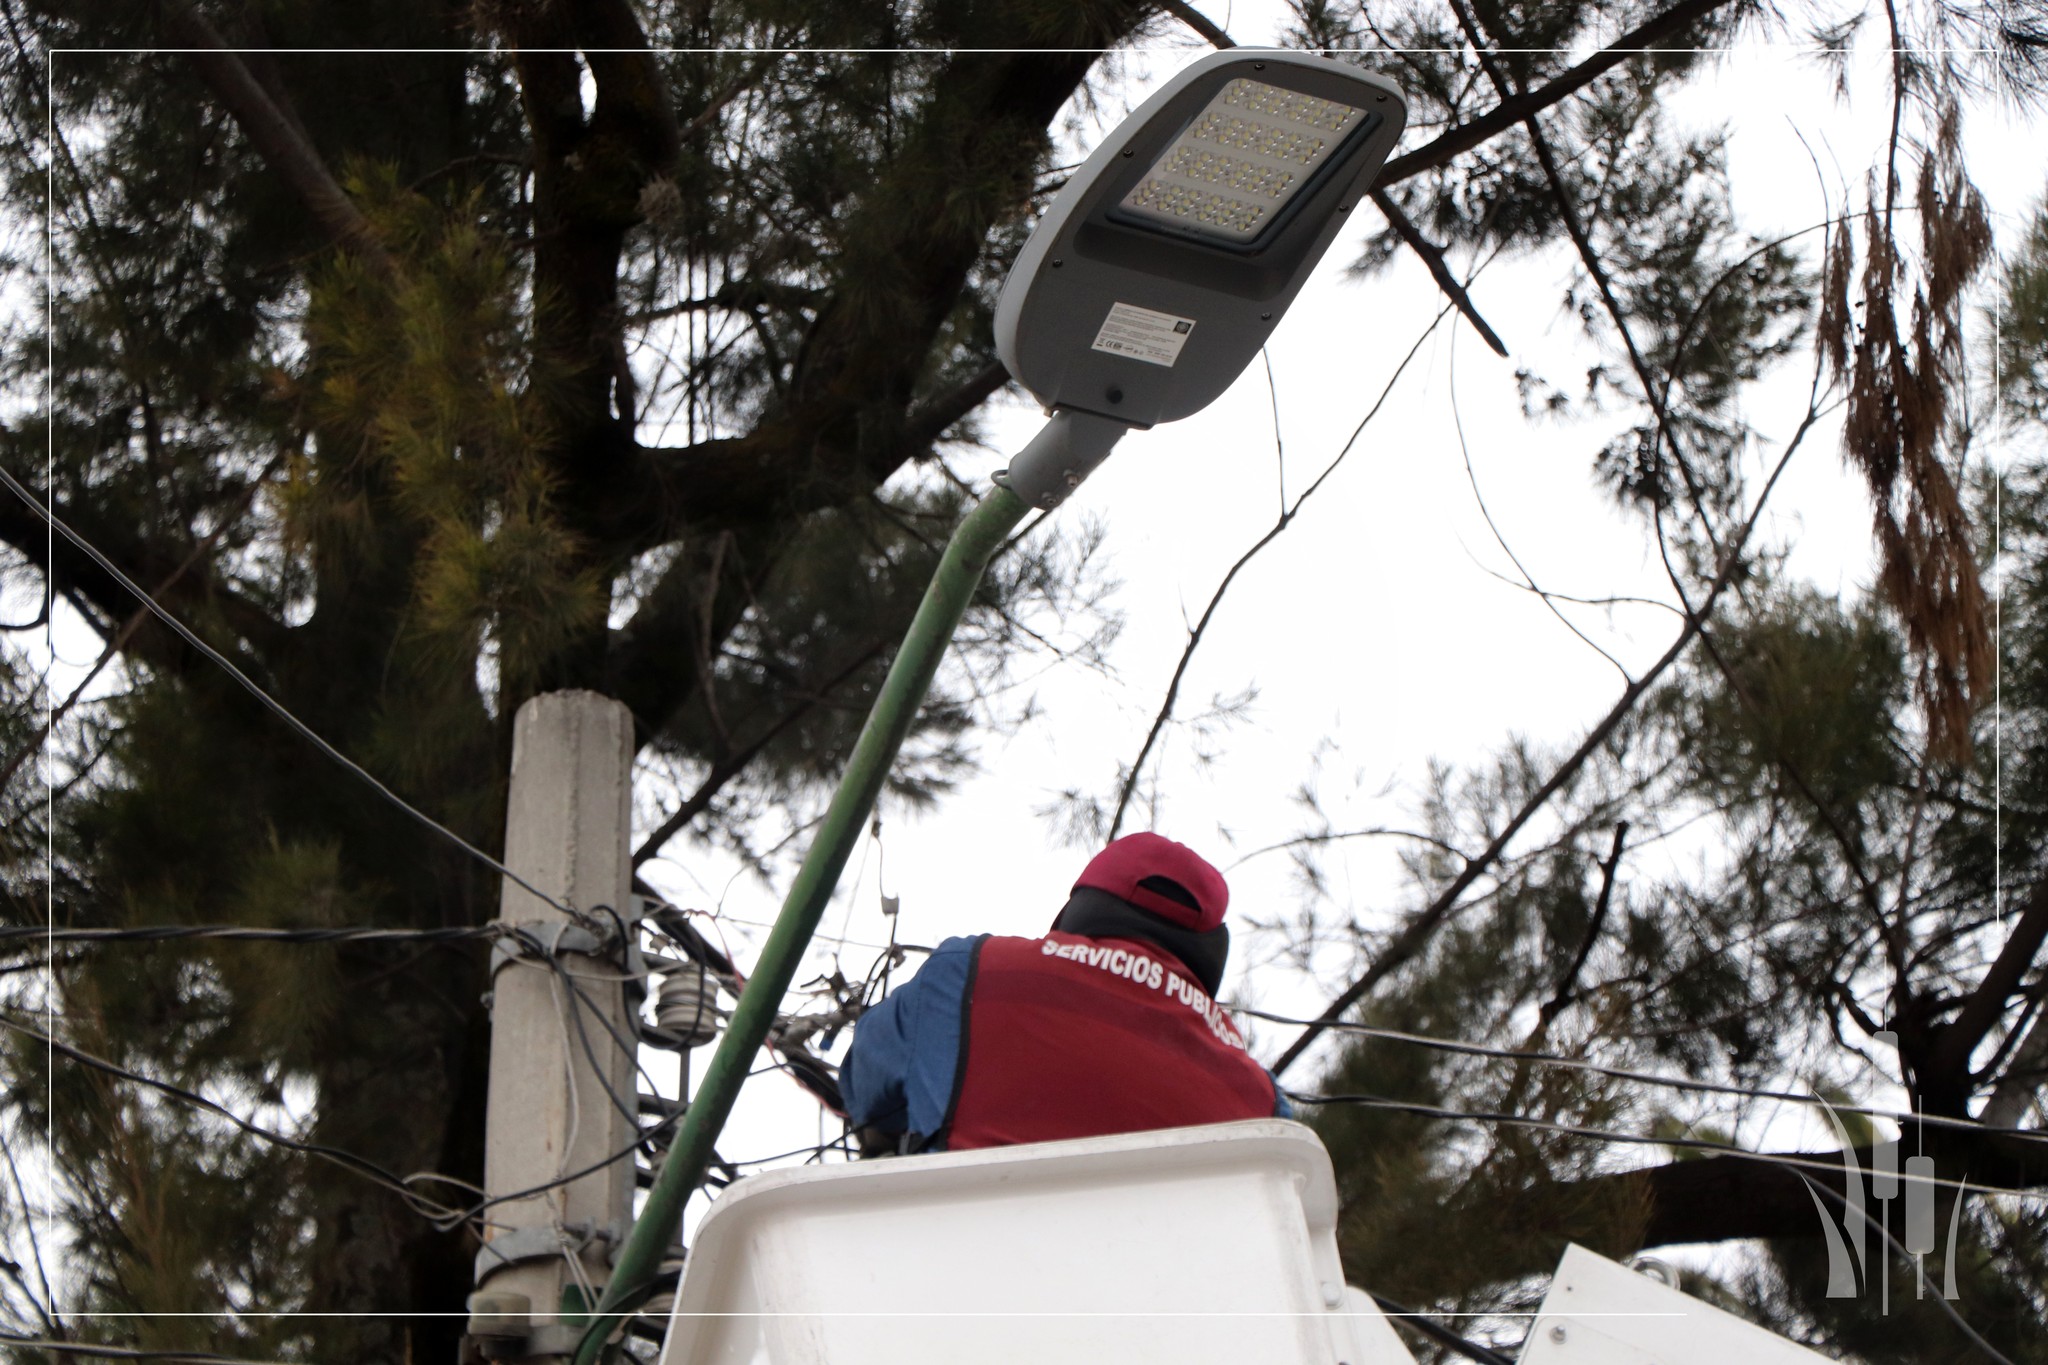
926,932,994,957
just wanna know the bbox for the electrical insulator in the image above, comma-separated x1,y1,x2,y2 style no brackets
654,961,720,1048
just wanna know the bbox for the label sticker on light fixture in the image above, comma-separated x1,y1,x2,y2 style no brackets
1090,302,1195,367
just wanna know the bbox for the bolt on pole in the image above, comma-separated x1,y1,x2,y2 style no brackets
470,691,640,1362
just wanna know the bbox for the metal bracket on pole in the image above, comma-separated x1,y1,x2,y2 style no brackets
474,1222,627,1281
994,409,1130,510
476,1324,590,1361
488,921,610,979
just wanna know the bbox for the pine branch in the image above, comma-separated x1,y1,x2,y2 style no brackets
1595,1137,2048,1250
1932,877,2048,1083
905,360,1014,448
0,457,283,794
1983,998,2048,1128
595,39,1141,550
1371,189,1509,357
575,0,682,172
0,470,286,682
1374,0,1741,188
1155,0,1235,49
1537,821,1629,1027
625,280,827,327
1107,304,1453,840
156,0,390,272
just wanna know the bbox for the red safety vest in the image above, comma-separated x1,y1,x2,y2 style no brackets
943,931,1280,1151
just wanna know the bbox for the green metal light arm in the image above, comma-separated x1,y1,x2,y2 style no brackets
573,476,1046,1363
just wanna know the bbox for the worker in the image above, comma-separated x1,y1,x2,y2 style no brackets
840,832,1292,1153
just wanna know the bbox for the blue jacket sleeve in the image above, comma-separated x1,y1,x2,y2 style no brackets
1268,1070,1295,1120
840,935,982,1140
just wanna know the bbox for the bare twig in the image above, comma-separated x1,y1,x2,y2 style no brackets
1224,826,1471,872
1982,1002,2048,1128
1448,336,1631,680
1106,305,1455,839
1931,877,2048,1083
632,638,889,868
1272,394,1829,1076
1446,0,1722,551
1372,189,1509,357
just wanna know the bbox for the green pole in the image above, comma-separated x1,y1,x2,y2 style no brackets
573,484,1030,1364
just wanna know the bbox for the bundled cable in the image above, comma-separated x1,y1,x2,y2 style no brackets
1242,1007,2048,1151
1288,1091,2046,1200
0,924,504,946
0,1012,468,1226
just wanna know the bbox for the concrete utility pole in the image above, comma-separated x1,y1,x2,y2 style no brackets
468,690,640,1361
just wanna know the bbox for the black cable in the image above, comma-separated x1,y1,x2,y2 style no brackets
0,1338,287,1365
1366,1293,1516,1365
1244,1008,2048,1151
0,1013,464,1224
10,923,735,1239
5,970,688,1239
1289,1092,2045,1200
519,931,644,1133
0,464,581,925
0,924,504,945
727,1140,849,1168
512,928,673,1139
465,1111,739,1227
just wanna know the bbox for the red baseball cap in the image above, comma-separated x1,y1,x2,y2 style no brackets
1072,832,1229,933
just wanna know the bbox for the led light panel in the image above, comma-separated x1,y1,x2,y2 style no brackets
1115,78,1367,245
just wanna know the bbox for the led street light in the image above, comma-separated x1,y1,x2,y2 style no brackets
1115,78,1370,246
996,51,1406,434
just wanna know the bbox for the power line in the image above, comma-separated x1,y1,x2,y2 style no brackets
0,1012,467,1225
1287,1091,2048,1201
6,918,838,1232
0,463,581,926
17,966,694,1240
1241,1007,2048,1151
0,925,505,946
1365,1293,1516,1365
0,1338,289,1365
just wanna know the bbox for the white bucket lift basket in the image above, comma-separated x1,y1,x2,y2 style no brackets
656,1118,1418,1365
1523,1243,1837,1363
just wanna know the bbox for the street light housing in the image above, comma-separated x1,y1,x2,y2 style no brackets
996,51,1406,431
